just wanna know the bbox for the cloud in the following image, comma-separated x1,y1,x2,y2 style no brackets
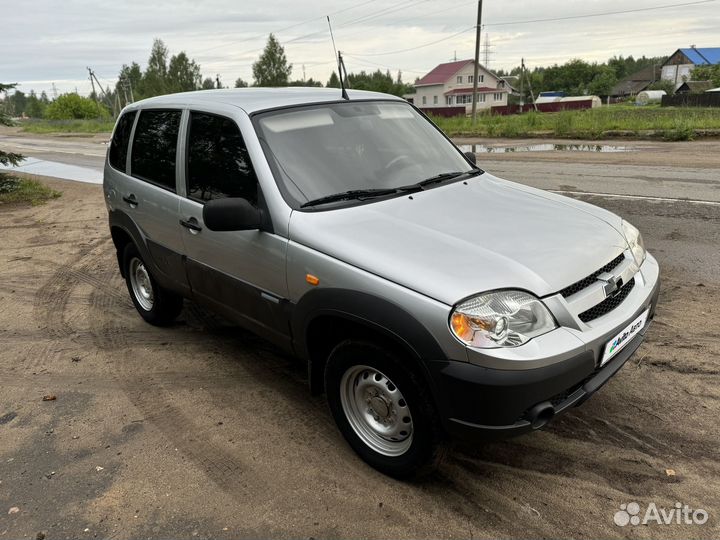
3,0,719,95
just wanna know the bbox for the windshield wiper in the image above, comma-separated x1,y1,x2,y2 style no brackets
397,169,483,192
300,169,484,208
301,188,399,208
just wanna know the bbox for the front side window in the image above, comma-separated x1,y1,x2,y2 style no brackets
186,112,257,204
254,101,474,209
108,111,136,172
131,109,181,191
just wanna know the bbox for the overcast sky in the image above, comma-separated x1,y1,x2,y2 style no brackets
2,0,719,96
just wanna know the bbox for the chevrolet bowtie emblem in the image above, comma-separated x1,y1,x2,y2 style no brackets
598,272,624,298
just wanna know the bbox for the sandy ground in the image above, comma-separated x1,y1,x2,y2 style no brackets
1,142,719,539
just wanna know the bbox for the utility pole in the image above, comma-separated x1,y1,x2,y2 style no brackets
483,32,491,70
470,0,483,124
126,78,134,103
519,58,525,113
120,80,129,107
51,83,58,99
88,67,100,108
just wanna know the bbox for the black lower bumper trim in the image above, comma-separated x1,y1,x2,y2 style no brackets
444,323,650,441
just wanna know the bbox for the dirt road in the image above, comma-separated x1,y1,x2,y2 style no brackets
1,141,719,538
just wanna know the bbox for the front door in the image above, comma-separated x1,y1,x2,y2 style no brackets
177,110,290,347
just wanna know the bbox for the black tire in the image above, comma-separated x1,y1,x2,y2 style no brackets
325,340,446,478
123,243,183,326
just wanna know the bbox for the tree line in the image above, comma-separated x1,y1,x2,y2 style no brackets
496,55,670,98
7,39,707,122
2,34,414,120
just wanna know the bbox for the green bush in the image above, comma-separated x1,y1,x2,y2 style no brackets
44,93,109,120
21,118,115,134
664,119,694,141
0,174,62,205
430,106,720,139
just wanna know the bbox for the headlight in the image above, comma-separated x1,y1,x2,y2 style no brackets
621,220,646,266
450,290,557,348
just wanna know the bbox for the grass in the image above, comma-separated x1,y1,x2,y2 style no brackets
20,118,114,135
0,174,62,205
431,105,720,141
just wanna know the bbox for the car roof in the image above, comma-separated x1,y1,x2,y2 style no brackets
124,87,405,115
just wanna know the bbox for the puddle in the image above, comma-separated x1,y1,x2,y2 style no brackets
0,157,102,184
459,143,634,153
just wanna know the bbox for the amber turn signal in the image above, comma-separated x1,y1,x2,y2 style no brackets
306,274,320,286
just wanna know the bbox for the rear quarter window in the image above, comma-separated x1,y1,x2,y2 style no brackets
108,111,136,172
130,109,182,191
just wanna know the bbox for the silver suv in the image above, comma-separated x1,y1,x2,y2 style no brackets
104,88,660,477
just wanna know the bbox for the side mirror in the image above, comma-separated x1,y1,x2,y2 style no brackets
464,151,477,165
203,198,262,232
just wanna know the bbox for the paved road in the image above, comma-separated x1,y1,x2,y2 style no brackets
0,131,107,169
3,130,720,201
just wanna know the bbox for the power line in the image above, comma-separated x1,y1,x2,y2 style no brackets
348,26,475,57
484,0,717,27
278,0,432,48
342,54,428,74
336,0,432,29
194,0,382,55
346,0,715,59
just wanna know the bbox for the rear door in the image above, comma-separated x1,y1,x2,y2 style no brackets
178,110,291,347
122,108,188,289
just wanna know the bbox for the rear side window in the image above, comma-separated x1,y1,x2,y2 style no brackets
108,111,136,172
131,109,181,191
186,112,258,204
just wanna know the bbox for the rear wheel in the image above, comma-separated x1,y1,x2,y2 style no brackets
325,340,445,478
123,243,183,326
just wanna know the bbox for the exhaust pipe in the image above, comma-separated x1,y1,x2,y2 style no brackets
527,401,555,429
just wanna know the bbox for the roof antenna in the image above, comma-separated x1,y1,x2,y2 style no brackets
327,16,349,100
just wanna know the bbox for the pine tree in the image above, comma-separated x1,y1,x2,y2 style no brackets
141,39,170,98
0,83,24,167
252,34,292,87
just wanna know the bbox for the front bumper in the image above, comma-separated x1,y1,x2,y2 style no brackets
427,257,660,441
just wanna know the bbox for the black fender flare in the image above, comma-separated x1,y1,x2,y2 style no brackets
108,209,188,294
291,288,448,405
109,209,153,276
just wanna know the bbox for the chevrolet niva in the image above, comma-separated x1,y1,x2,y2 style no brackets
103,88,660,477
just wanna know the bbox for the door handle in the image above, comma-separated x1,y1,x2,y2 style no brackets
122,194,138,206
179,218,202,233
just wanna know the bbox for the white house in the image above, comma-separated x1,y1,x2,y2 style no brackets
412,59,508,113
661,47,720,89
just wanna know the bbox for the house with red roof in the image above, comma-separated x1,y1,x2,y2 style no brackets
411,59,508,114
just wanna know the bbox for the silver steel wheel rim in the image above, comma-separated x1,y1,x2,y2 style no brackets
339,365,414,457
129,257,154,311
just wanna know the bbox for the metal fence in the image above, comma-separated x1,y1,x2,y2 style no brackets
661,93,720,107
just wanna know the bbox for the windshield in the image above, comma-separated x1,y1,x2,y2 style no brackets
254,101,474,208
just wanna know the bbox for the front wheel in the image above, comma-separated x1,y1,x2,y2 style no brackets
325,340,446,478
123,243,183,326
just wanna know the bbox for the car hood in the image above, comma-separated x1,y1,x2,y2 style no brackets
288,174,629,306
